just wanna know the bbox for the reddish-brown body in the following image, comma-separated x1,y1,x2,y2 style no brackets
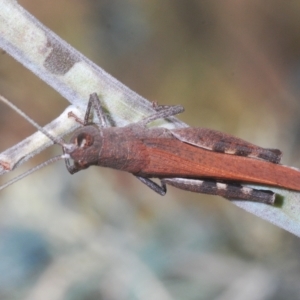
70,125,300,192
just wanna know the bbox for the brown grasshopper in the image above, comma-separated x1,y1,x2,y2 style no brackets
1,93,299,205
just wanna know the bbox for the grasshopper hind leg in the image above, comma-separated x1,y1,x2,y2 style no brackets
170,128,282,164
257,148,282,164
161,178,275,205
135,176,275,205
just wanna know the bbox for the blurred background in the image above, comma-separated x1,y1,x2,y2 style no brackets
1,0,300,299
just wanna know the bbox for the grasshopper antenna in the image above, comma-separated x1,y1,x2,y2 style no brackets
0,154,69,191
0,95,76,190
0,95,65,146
0,95,77,153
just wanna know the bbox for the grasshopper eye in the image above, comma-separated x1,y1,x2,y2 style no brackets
75,133,94,148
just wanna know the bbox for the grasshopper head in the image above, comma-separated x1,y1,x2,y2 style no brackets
64,125,102,171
